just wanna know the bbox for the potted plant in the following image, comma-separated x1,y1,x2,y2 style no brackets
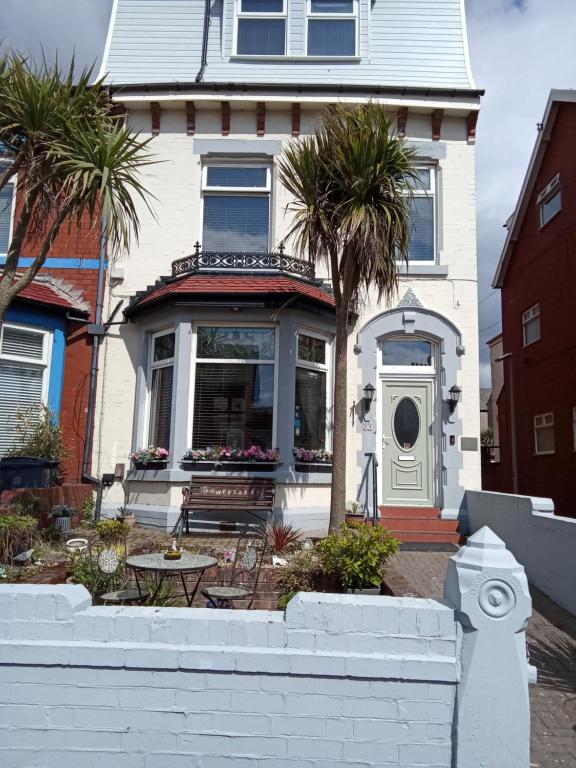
181,445,280,472
345,499,365,521
130,447,169,470
50,505,72,535
293,448,332,474
0,406,65,490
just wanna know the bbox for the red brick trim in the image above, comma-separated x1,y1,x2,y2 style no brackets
291,103,301,136
397,107,408,138
186,101,196,136
431,109,443,142
467,110,479,145
151,102,161,136
257,102,266,137
221,102,231,136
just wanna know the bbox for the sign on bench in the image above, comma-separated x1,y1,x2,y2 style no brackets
175,476,276,535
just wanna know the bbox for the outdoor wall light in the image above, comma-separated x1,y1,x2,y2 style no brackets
448,385,462,413
363,382,376,411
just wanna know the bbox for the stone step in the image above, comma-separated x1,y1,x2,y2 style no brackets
388,530,463,544
380,517,459,532
378,506,441,519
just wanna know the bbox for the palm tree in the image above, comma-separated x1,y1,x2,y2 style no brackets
278,103,419,532
0,53,153,324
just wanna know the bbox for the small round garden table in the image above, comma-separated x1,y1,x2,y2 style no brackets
126,552,217,607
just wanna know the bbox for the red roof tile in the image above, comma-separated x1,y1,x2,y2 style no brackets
17,281,85,313
130,274,335,313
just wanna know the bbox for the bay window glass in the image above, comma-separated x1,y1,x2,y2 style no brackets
202,166,271,253
0,166,14,254
407,168,436,262
0,324,50,455
148,331,174,450
193,327,275,449
307,0,357,56
294,333,328,449
236,0,286,55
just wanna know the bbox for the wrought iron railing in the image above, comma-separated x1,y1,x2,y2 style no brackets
172,243,315,280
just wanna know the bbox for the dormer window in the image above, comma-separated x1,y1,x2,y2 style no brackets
307,0,357,57
236,0,286,56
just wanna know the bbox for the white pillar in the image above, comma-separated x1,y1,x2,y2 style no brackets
444,526,533,768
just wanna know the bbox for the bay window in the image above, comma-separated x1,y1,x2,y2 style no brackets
307,0,357,56
236,0,286,56
294,332,329,449
148,330,175,450
192,326,276,449
0,324,51,455
407,168,436,263
202,166,271,253
0,163,15,255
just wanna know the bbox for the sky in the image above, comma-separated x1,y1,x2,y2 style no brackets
3,0,576,386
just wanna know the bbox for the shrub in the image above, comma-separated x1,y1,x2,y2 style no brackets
96,519,129,546
266,522,302,555
71,552,125,597
0,514,38,562
6,405,66,462
276,548,322,608
317,522,400,591
81,494,95,525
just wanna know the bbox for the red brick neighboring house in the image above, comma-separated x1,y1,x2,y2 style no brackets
491,90,576,517
1,173,103,484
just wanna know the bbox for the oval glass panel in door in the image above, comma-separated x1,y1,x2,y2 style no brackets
393,398,420,450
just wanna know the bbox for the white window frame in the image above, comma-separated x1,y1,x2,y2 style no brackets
397,166,437,265
378,335,436,376
233,0,288,57
295,328,333,451
190,323,279,449
538,173,561,228
534,412,555,455
200,163,273,253
306,0,359,58
146,328,175,447
522,303,540,347
0,164,16,258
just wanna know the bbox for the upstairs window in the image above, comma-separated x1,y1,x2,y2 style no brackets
522,303,540,347
294,332,330,450
406,168,436,263
0,162,15,256
534,413,554,455
202,166,271,253
148,330,175,450
538,173,561,228
236,0,286,56
307,0,357,56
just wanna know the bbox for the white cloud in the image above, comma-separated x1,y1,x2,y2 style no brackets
466,0,576,383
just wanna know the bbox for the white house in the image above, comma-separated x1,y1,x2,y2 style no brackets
94,0,482,534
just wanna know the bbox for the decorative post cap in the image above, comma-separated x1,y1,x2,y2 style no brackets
444,526,531,632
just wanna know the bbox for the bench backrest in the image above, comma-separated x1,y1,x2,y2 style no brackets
182,476,276,514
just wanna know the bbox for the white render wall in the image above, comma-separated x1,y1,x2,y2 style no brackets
93,102,480,518
0,530,533,767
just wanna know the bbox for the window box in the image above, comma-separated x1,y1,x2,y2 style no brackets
295,461,332,474
133,460,168,471
181,460,279,473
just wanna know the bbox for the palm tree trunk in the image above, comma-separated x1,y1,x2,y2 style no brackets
329,304,349,532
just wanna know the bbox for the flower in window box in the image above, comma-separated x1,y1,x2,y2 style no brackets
181,446,280,464
293,448,333,464
130,447,169,468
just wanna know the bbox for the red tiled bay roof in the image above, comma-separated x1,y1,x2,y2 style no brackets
129,274,336,314
15,276,90,315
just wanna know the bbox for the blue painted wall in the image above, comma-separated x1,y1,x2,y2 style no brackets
5,304,67,420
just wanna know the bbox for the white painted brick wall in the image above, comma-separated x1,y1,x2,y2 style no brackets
0,587,458,768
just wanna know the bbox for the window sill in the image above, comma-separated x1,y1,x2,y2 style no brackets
230,55,361,62
397,264,449,277
534,451,555,456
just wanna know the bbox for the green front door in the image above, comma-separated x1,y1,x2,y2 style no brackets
381,380,434,506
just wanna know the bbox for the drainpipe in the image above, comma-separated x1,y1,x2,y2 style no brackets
82,213,108,516
195,0,211,83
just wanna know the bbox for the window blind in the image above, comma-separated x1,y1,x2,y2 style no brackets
193,363,273,449
203,195,269,252
0,183,14,254
0,362,44,455
294,368,326,449
1,327,44,360
148,366,173,449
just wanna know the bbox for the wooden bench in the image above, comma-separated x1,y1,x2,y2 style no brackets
174,476,276,536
